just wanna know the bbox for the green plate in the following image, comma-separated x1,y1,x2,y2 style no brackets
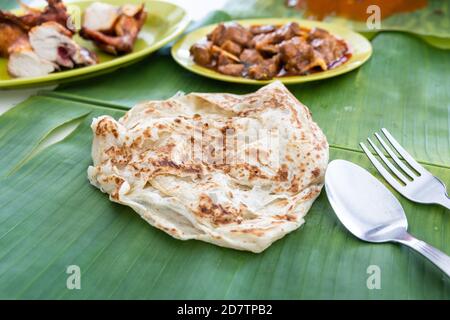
171,18,373,85
0,0,190,89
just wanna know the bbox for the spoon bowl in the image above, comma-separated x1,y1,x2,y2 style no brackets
325,159,408,242
325,159,450,277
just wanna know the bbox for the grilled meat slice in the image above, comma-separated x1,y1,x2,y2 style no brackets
0,0,71,32
29,22,97,69
82,1,119,32
217,52,233,66
0,11,56,78
8,36,56,78
80,3,147,55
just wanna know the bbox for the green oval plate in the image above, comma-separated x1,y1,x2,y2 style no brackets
0,0,190,89
171,18,373,85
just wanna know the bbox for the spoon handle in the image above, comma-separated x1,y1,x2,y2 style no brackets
396,233,450,277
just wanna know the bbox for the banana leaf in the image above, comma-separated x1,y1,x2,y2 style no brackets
0,0,15,10
0,7,449,299
0,95,448,299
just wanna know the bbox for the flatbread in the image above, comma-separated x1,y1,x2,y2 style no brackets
87,81,328,253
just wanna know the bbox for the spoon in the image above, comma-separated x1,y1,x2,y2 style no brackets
325,159,450,277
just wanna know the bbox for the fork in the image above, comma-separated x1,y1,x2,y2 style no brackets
360,128,450,210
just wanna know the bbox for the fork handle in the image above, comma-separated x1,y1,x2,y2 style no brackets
396,233,450,277
435,194,450,210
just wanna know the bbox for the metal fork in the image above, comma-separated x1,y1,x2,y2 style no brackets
360,128,450,210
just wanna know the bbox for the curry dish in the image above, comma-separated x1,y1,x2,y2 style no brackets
189,22,351,80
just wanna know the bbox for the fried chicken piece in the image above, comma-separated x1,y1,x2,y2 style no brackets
308,28,348,66
274,22,304,41
279,36,327,74
207,22,252,47
217,63,244,76
82,2,119,32
253,37,279,55
249,24,276,35
0,2,96,78
239,49,264,65
211,45,240,63
217,52,235,66
0,0,73,58
252,22,306,55
190,40,213,66
8,21,97,79
0,0,71,32
0,11,56,77
0,22,27,57
220,40,242,57
247,55,281,80
80,3,147,55
21,0,70,30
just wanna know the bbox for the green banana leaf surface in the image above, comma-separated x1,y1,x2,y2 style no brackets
0,6,449,299
0,95,449,299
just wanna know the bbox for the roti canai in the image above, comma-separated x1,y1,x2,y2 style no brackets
87,82,328,253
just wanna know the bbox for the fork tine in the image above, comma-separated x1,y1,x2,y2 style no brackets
366,138,409,184
381,128,426,174
374,132,416,179
360,142,404,191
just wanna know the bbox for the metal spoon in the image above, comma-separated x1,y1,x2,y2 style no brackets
325,159,450,277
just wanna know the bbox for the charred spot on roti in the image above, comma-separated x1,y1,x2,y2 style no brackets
276,164,289,182
312,167,321,178
288,179,299,193
301,188,320,201
95,117,119,138
230,228,266,237
273,199,289,207
195,193,244,225
273,214,297,222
